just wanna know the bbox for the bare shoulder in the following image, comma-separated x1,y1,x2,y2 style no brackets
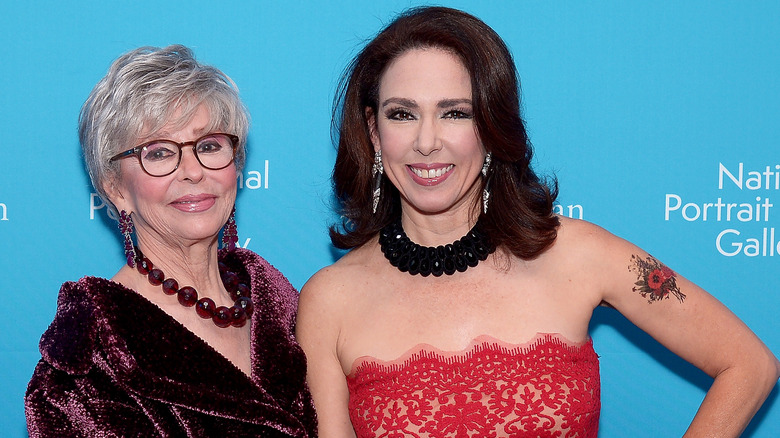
553,216,633,260
556,215,615,240
299,243,376,311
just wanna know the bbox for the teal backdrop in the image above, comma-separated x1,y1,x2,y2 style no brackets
1,1,778,436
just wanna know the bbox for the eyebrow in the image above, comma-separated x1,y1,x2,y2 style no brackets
142,126,212,142
380,97,416,108
437,98,472,108
380,97,472,109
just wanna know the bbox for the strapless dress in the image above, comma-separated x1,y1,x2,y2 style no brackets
347,333,600,437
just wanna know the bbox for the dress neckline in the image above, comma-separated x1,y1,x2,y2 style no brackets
348,332,593,377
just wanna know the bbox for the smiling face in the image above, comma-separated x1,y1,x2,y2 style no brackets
105,104,237,250
369,47,485,220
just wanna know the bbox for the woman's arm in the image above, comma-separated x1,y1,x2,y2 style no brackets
580,220,780,436
296,267,357,438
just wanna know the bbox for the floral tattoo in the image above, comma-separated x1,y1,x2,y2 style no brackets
628,255,686,303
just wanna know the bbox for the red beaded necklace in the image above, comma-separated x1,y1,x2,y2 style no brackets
133,248,253,328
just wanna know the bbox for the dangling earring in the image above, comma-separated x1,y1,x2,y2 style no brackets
481,152,492,214
222,206,238,251
372,150,384,214
119,210,136,267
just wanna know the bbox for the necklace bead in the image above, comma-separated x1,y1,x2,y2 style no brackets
196,298,216,318
177,286,198,307
133,248,252,328
162,279,178,295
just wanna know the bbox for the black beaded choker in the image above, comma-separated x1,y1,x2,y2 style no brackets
378,219,495,277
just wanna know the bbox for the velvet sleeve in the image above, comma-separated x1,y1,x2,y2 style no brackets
25,360,163,438
25,281,165,437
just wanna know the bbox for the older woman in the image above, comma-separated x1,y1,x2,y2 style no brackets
296,7,779,437
25,45,316,437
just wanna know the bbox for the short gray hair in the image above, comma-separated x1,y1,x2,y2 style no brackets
79,44,249,218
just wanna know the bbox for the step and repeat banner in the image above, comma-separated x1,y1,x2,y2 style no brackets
1,1,777,436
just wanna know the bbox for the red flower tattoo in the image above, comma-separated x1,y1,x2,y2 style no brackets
628,255,686,303
647,269,665,290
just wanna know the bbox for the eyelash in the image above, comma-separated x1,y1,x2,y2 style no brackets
384,106,474,121
385,108,415,121
444,107,473,120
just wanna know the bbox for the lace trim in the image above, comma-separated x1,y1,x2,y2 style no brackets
347,333,600,438
349,333,591,376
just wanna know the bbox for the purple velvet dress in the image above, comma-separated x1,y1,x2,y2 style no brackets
25,248,317,437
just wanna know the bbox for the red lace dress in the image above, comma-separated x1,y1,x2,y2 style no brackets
346,334,600,437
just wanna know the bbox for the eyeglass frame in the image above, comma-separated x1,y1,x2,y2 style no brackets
108,133,240,177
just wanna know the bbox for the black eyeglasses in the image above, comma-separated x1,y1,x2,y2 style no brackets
109,133,239,177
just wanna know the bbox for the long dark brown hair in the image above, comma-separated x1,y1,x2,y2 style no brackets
330,6,559,260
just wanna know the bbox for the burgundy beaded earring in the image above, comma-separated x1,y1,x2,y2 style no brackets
222,206,238,251
119,210,136,267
